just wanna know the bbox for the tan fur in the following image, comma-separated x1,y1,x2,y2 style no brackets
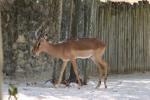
32,37,108,88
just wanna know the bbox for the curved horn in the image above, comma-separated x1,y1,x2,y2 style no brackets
35,21,47,39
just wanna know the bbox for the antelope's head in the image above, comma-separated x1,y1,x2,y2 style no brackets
32,33,48,56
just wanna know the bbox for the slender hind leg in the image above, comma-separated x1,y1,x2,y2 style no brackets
93,48,108,88
98,59,108,88
91,57,103,88
95,65,103,88
71,60,81,87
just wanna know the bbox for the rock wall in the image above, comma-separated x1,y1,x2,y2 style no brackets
2,0,64,81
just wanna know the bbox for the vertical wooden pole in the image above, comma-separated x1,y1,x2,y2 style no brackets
68,0,81,83
0,11,3,100
58,0,63,36
83,0,88,84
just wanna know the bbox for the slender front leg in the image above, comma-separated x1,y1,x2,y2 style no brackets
71,60,81,87
56,61,68,87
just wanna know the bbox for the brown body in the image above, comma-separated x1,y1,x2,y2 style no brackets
32,36,108,88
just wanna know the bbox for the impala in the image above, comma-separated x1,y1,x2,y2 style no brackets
32,34,108,88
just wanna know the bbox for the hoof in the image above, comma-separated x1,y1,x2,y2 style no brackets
54,84,59,88
78,85,81,89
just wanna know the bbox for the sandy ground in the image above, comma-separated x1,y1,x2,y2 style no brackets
2,72,150,100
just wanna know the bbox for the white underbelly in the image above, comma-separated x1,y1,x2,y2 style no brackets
77,55,92,59
76,50,94,59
